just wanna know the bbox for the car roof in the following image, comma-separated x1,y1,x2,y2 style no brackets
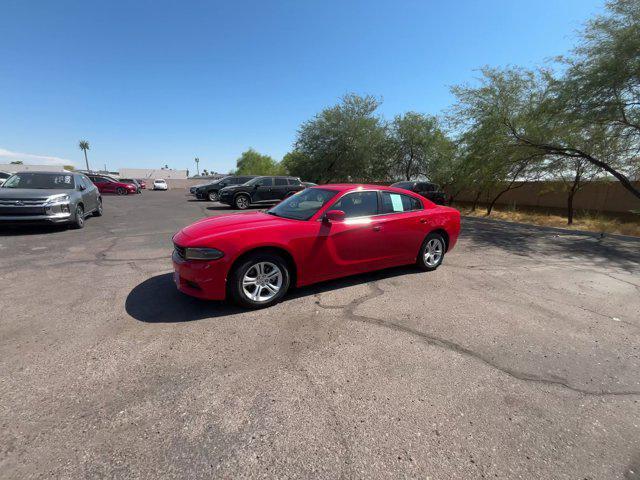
310,183,410,193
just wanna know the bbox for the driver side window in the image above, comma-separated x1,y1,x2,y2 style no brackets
332,191,378,218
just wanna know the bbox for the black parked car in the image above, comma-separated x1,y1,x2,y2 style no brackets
191,175,257,202
219,176,306,209
390,181,447,205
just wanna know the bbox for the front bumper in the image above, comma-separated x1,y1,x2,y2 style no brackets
218,191,233,204
172,251,228,300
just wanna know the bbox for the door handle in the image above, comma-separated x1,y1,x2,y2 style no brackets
419,218,427,224
372,225,382,232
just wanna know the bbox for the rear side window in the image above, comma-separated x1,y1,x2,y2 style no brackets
287,178,302,186
380,192,422,214
332,191,378,218
256,177,273,186
275,178,288,186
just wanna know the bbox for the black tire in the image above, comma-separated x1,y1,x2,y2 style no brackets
207,191,219,202
93,199,103,217
229,253,290,309
234,194,250,210
416,232,446,271
71,204,85,229
116,187,127,195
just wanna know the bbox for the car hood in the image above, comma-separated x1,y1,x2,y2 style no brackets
0,188,73,199
178,211,293,243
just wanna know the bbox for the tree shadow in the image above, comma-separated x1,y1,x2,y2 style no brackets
126,266,419,323
462,216,640,273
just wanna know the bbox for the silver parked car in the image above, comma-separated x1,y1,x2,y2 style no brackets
0,171,102,229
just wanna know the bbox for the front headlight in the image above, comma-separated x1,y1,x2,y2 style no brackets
184,247,224,260
45,193,70,204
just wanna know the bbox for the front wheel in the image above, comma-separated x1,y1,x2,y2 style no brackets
234,194,250,210
229,253,290,308
116,187,127,195
207,191,219,202
417,232,446,271
71,204,85,229
93,199,103,217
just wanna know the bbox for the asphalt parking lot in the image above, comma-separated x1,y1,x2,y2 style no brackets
1,189,639,479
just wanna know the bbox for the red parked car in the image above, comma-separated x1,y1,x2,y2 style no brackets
172,184,461,308
87,174,138,195
136,179,147,189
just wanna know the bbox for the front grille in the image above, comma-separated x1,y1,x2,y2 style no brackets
174,245,186,260
0,197,48,207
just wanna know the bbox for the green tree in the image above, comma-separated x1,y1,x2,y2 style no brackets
233,148,282,175
63,165,75,171
451,68,547,214
10,160,23,164
476,0,640,200
294,94,390,183
390,112,453,181
280,150,312,179
78,140,90,171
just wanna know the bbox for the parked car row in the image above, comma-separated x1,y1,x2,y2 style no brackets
0,171,169,229
189,175,448,210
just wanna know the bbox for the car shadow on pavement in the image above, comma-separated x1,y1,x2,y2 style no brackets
462,216,640,273
126,266,419,323
0,224,70,236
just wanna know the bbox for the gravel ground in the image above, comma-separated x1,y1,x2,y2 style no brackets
1,189,639,479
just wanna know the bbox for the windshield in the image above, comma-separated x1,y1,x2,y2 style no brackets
267,188,338,220
2,173,75,190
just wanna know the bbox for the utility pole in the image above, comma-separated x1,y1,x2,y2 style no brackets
195,157,200,176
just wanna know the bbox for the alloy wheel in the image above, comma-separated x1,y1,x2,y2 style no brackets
76,206,84,227
241,262,283,302
423,238,443,267
208,191,219,202
236,196,249,209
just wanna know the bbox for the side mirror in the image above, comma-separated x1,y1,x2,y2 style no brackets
324,209,346,223
78,185,86,191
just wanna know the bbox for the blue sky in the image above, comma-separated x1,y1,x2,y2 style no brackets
0,0,604,173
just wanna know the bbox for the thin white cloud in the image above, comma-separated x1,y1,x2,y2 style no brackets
0,148,76,166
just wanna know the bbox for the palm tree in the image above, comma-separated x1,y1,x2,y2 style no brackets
78,140,90,171
195,157,200,175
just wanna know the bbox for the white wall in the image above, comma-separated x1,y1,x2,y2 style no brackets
119,168,187,180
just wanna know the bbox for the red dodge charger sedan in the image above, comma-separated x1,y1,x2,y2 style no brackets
172,184,460,308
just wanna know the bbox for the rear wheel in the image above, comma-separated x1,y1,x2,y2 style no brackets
71,204,85,229
208,191,219,202
234,194,250,210
229,253,290,308
416,232,445,271
116,187,127,195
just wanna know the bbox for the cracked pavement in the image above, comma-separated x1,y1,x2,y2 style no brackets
1,190,639,479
